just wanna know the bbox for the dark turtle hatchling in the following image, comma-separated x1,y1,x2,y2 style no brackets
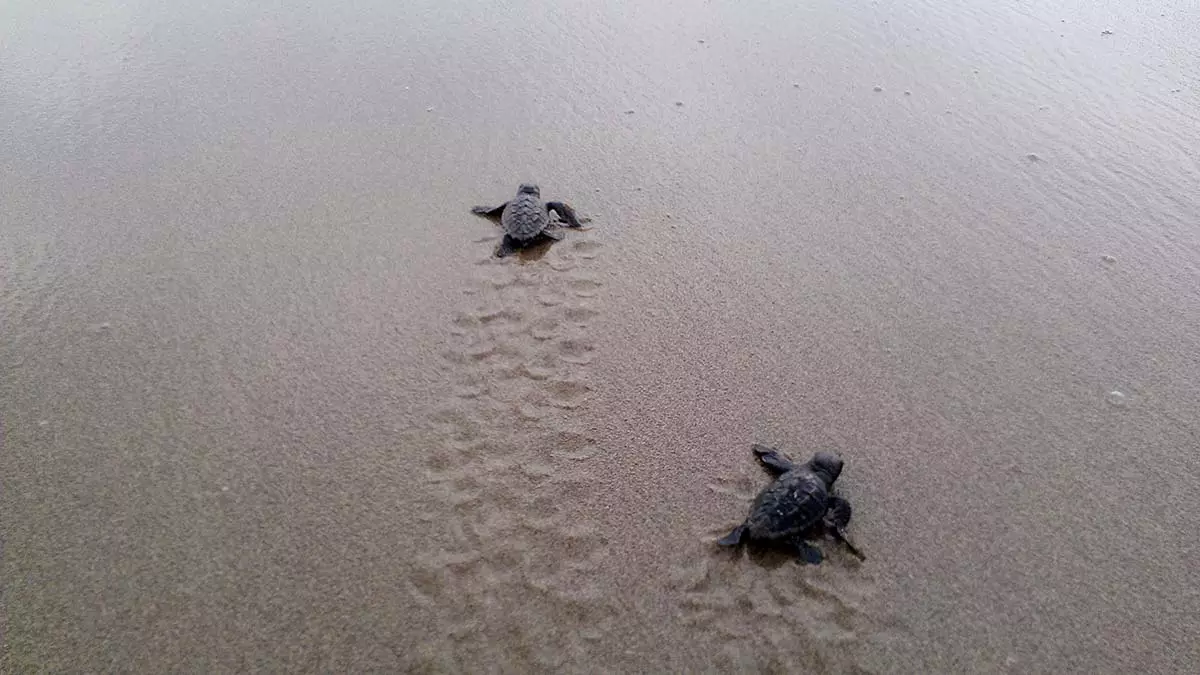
471,183,585,258
718,444,864,564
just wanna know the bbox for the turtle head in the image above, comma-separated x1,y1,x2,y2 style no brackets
809,452,844,485
517,183,541,196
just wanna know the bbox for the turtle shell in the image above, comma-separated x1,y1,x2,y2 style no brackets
744,468,830,541
501,190,550,242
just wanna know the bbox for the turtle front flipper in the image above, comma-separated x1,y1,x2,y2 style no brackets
824,496,866,561
546,201,586,228
494,235,519,258
825,496,853,529
834,530,866,561
472,202,508,222
717,523,748,547
751,444,794,475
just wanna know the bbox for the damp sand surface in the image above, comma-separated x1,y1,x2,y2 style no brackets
4,1,1200,672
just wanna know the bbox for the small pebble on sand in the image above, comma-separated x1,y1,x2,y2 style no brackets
1107,390,1127,406
675,101,684,106
624,109,635,115
1101,30,1113,36
1026,153,1041,162
1101,254,1117,263
873,85,883,92
904,90,912,96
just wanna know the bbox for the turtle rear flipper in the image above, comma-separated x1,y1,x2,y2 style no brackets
717,524,747,547
472,203,508,221
752,444,794,475
792,540,824,565
546,201,586,228
541,225,565,241
495,235,519,258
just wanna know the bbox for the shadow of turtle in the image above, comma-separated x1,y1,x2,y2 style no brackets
713,530,858,569
514,236,555,262
743,544,802,570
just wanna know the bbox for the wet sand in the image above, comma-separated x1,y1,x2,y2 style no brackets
4,0,1200,672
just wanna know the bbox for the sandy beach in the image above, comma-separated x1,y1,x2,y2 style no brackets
4,0,1200,672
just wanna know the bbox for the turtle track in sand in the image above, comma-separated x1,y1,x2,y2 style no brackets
403,238,615,671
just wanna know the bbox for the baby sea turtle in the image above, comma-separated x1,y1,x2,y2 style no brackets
718,444,864,564
471,183,585,258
